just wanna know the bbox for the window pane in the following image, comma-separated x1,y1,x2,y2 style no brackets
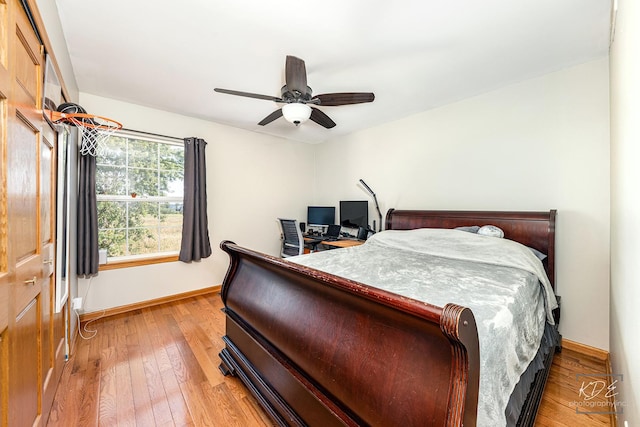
98,136,127,166
128,201,158,228
129,168,159,197
160,144,184,171
97,201,127,229
160,202,183,226
128,227,159,255
96,165,127,195
159,170,184,197
159,227,182,252
129,139,158,169
98,228,127,257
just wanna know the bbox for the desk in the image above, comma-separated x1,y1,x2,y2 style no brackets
320,239,364,249
303,237,364,252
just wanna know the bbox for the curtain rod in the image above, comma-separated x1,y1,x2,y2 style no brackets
121,128,184,143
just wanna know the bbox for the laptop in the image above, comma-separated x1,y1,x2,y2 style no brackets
323,224,341,240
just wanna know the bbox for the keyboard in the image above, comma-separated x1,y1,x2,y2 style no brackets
305,234,338,241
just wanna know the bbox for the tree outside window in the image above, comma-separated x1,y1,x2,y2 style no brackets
96,131,184,259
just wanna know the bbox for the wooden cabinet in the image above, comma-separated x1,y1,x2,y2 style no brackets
0,0,67,425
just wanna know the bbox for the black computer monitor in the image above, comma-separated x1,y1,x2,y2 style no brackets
340,200,368,229
307,206,335,227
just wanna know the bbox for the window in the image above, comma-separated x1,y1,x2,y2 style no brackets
96,130,184,261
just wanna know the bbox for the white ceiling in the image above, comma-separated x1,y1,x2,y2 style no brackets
54,0,611,144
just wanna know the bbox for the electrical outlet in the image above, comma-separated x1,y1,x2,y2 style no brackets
72,297,83,310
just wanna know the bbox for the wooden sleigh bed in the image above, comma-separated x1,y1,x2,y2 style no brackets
218,209,560,427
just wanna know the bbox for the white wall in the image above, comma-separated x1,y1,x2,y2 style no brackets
35,0,79,101
77,94,315,312
610,0,640,423
314,59,611,350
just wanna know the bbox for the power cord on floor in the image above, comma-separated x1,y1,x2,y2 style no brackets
73,276,106,340
74,307,100,339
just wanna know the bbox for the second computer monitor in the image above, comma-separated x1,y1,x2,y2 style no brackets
307,206,335,227
340,200,368,229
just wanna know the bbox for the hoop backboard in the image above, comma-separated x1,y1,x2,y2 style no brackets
43,54,62,126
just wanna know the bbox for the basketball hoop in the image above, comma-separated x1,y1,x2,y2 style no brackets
50,109,123,157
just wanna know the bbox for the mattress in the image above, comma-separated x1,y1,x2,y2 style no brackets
290,228,558,427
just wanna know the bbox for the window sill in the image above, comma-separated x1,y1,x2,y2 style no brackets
98,254,180,271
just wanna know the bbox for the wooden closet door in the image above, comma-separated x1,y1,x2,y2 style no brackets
6,0,45,425
1,0,12,425
40,127,58,420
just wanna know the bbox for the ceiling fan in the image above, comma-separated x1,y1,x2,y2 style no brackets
214,55,375,129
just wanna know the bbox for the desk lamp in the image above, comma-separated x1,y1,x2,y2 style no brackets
359,179,382,232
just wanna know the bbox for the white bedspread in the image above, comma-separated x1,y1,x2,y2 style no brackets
289,228,558,426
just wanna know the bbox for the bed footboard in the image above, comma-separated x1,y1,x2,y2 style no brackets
218,241,480,427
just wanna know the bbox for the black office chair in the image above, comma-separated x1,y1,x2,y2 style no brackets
278,218,305,258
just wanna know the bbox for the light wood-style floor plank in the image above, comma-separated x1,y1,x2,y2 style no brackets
97,346,118,425
47,293,612,427
114,315,136,427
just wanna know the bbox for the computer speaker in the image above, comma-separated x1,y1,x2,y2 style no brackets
299,222,306,233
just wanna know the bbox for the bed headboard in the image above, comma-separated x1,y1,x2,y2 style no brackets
385,209,557,290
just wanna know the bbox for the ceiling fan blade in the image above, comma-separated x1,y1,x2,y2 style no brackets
315,92,375,106
214,88,282,102
285,56,308,95
309,107,336,129
258,109,283,126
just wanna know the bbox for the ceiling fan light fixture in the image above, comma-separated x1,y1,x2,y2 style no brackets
282,103,311,126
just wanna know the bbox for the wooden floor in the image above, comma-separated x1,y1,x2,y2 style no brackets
47,293,613,427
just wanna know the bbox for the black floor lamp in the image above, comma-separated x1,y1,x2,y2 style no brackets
359,179,382,232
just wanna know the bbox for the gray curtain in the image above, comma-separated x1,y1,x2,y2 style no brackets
179,137,212,262
77,153,99,276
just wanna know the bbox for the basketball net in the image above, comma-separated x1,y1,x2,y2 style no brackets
51,112,123,157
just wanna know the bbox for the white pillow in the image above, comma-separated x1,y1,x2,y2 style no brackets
477,225,504,238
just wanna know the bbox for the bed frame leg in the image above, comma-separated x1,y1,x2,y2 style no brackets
219,349,236,376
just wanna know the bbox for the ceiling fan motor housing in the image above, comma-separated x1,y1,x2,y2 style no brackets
281,85,313,102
